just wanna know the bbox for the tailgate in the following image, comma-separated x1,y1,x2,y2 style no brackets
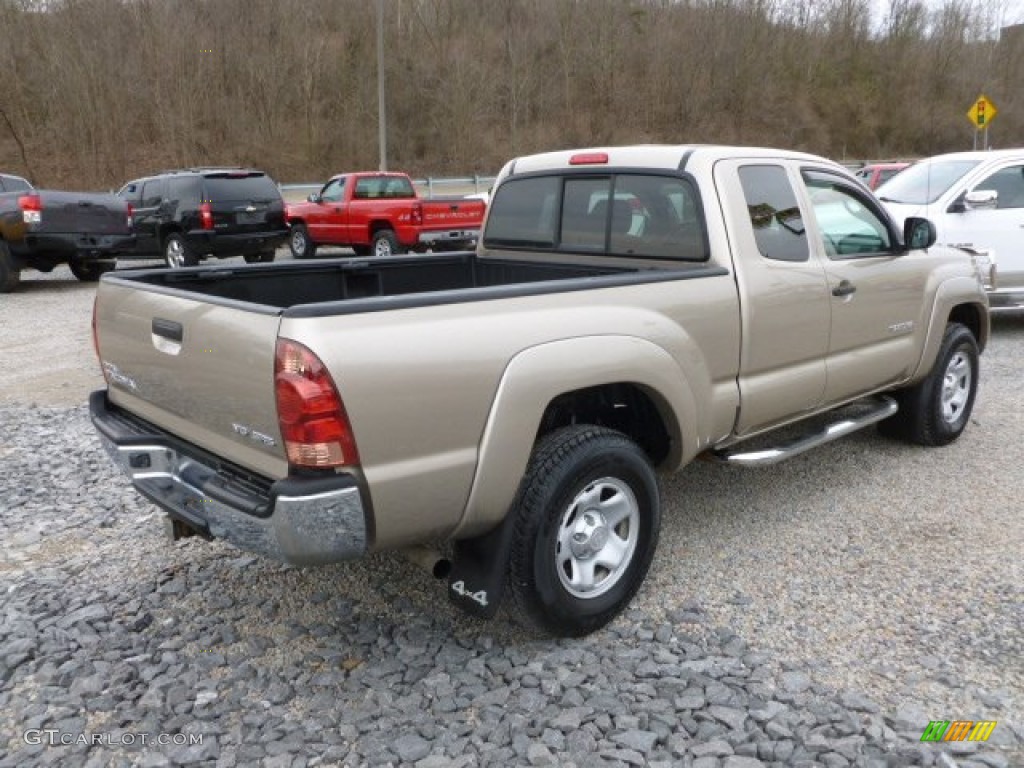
95,280,287,479
420,199,485,230
39,191,129,234
201,174,286,234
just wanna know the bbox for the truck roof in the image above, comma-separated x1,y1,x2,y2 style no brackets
505,145,837,177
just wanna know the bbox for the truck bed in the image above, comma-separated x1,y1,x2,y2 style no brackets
112,252,716,315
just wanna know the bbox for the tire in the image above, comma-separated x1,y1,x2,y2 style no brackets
879,322,979,446
289,224,316,259
243,250,276,264
371,229,404,258
68,259,115,281
164,233,198,269
0,240,21,292
507,425,660,637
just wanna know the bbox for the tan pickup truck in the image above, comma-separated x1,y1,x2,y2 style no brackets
90,145,990,637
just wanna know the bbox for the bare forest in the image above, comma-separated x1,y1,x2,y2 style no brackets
0,0,1022,189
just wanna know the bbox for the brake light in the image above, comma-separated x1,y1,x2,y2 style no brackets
200,202,213,230
126,203,134,229
274,338,359,468
18,194,42,223
411,202,423,225
569,152,609,165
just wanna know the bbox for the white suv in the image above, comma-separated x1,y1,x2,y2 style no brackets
877,149,1023,307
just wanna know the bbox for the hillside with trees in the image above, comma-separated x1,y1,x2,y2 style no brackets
0,0,1021,188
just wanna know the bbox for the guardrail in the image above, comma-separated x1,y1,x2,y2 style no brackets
279,175,496,202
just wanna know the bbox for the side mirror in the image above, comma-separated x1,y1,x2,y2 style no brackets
904,217,936,250
307,193,321,203
964,189,998,210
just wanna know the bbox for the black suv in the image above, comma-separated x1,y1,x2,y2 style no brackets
117,168,289,268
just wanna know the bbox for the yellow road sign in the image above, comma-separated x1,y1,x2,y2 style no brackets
967,95,997,129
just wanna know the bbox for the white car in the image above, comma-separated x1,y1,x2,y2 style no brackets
876,149,1023,307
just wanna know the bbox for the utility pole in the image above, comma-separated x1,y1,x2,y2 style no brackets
377,0,387,171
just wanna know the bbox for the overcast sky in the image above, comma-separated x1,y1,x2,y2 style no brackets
869,0,1024,28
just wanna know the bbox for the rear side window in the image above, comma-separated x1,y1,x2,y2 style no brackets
203,173,280,202
166,177,200,208
738,165,809,262
1,175,31,192
141,179,166,207
485,173,707,260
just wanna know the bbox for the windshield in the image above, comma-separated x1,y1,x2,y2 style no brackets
875,159,980,205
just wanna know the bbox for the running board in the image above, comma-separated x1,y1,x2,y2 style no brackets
708,396,898,467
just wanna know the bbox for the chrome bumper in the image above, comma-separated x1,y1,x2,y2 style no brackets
90,391,369,566
418,229,479,246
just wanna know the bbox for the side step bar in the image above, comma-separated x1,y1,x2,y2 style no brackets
708,396,898,467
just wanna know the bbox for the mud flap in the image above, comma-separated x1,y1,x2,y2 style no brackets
447,514,518,620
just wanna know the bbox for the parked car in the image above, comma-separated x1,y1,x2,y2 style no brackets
89,145,990,637
854,162,911,190
0,172,134,292
285,171,486,258
116,168,289,268
877,149,1022,307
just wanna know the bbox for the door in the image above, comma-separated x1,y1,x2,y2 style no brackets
306,177,347,244
946,163,1024,286
133,179,167,256
798,167,927,404
715,160,830,435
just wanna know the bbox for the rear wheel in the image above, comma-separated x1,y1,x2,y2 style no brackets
289,224,316,259
507,426,660,637
879,322,979,446
371,229,404,258
68,259,115,281
164,234,198,269
0,241,21,292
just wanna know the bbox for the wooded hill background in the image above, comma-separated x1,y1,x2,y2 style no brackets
0,0,1021,189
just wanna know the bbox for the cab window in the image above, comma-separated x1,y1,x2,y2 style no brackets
974,165,1024,209
802,170,893,258
321,178,346,202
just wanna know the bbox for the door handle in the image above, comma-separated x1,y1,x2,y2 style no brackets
832,279,857,297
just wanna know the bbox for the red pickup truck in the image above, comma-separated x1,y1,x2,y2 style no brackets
285,172,486,258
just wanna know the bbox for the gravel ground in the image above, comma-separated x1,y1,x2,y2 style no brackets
1,262,1021,767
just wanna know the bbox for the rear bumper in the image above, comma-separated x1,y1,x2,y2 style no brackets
186,229,289,256
89,390,369,566
418,229,479,247
14,232,136,260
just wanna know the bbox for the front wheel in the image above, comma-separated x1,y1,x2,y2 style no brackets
289,224,317,259
371,229,404,258
69,259,115,281
507,426,660,637
879,322,979,446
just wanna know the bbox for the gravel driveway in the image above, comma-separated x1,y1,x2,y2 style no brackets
1,260,1021,767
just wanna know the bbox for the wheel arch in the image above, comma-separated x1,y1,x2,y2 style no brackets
453,335,699,539
910,277,989,382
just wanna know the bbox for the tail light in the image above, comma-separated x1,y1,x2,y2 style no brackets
126,203,134,229
200,202,214,230
410,202,423,225
18,194,42,224
275,338,359,468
